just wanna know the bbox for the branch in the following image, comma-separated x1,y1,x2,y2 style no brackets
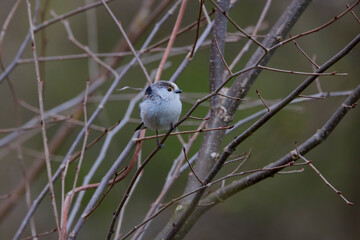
68,132,139,239
134,125,233,142
12,0,182,237
25,0,60,234
100,0,152,84
157,33,360,239
295,150,354,205
188,81,360,221
154,0,188,82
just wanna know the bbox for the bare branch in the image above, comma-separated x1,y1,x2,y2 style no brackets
154,0,188,82
157,33,360,239
100,0,151,84
183,148,203,185
294,148,355,206
189,0,204,59
177,82,360,236
255,89,270,112
25,0,60,234
134,125,233,142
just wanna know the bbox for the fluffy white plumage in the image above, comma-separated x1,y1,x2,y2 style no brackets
137,81,182,132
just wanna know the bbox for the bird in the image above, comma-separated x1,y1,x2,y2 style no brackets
135,81,182,147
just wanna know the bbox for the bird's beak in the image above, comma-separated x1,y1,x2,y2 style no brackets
175,89,182,94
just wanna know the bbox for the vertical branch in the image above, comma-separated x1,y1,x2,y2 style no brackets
156,0,231,239
38,0,50,83
161,32,360,240
114,132,144,239
189,0,204,59
25,0,60,235
154,0,188,82
180,0,230,204
85,0,99,79
156,1,314,239
7,79,39,239
60,79,91,239
0,0,22,61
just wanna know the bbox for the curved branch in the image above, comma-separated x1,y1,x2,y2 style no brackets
156,32,360,239
184,82,360,224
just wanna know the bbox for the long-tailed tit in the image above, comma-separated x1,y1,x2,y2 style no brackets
136,81,182,147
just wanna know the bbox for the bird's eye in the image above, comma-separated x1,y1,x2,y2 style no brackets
167,87,172,92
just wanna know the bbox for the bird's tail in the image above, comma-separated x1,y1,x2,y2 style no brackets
135,122,144,131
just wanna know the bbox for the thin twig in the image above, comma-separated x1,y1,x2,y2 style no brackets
256,89,270,112
346,3,360,23
129,117,209,240
54,11,119,78
154,0,188,82
6,78,38,238
84,173,120,220
269,1,360,51
34,0,116,32
257,65,345,76
294,147,355,206
311,55,323,93
187,116,210,121
25,0,60,234
159,33,360,239
0,194,11,200
183,148,203,185
209,0,268,52
213,35,232,75
66,3,185,237
227,90,354,134
60,79,91,240
100,0,152,84
115,156,144,239
290,35,319,68
120,160,306,240
298,94,325,100
86,0,99,79
189,0,204,58
217,92,244,101
143,8,215,54
277,168,304,174
228,0,272,71
134,125,234,142
231,149,251,174
0,0,22,57
20,228,57,240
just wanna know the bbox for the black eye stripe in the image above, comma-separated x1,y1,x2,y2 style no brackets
145,86,152,96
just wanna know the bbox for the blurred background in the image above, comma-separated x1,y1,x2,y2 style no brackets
0,0,359,239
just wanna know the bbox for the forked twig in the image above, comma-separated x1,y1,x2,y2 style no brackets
256,89,270,112
293,145,355,206
346,3,360,23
